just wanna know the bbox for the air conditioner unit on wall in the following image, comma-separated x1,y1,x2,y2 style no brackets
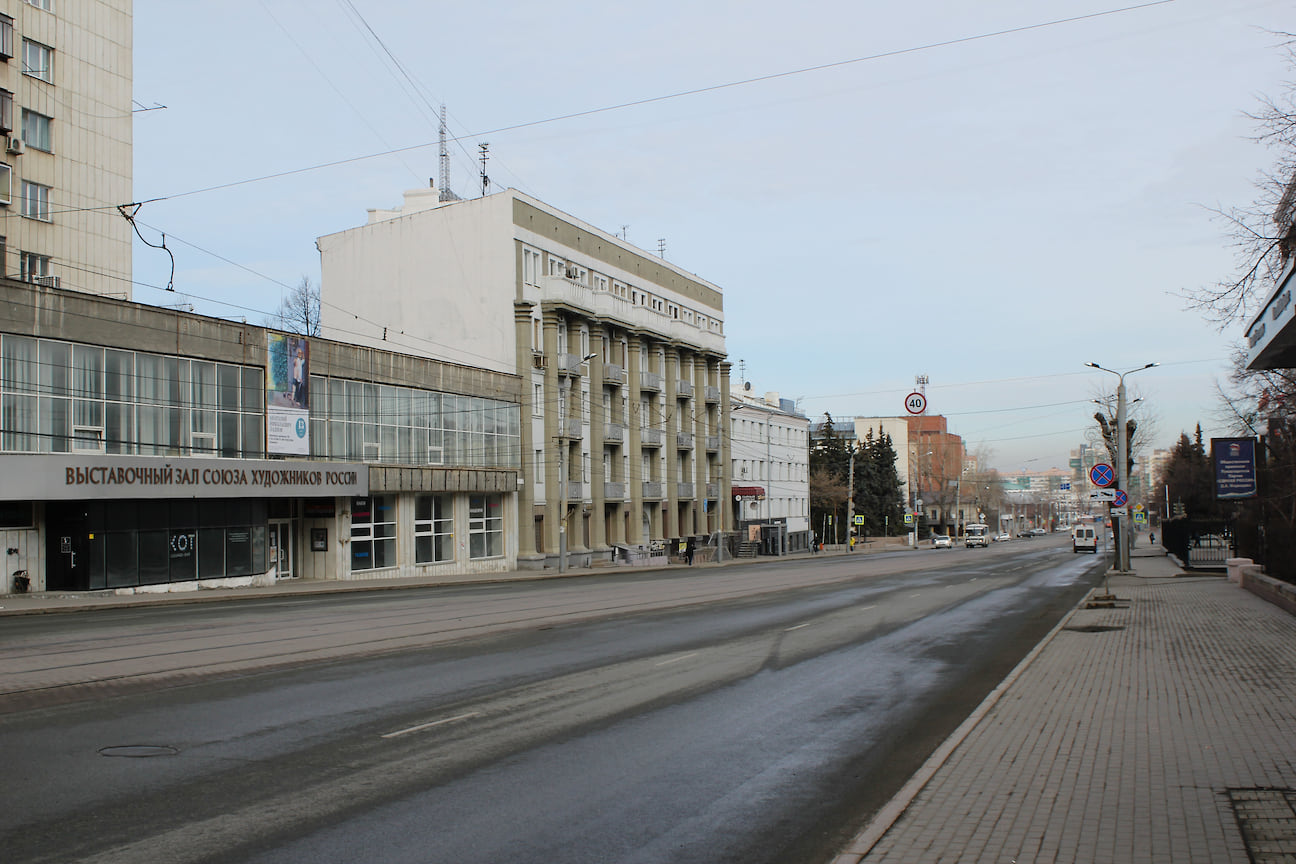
6,137,22,155
532,352,546,369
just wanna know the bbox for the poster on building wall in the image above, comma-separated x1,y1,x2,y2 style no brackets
267,333,310,455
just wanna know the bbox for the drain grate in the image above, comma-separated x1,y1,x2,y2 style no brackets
99,745,178,758
1228,788,1296,862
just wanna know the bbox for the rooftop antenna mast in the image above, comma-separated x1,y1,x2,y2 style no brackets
478,142,490,197
438,104,452,201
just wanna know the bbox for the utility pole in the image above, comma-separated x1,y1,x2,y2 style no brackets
1087,362,1157,575
847,448,856,552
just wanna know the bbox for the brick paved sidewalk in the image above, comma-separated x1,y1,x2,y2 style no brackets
837,551,1296,864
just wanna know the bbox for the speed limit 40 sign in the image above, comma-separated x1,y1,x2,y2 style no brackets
905,392,927,414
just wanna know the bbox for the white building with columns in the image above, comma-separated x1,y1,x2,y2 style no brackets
318,186,732,569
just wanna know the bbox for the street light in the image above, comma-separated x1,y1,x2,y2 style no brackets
1086,362,1157,576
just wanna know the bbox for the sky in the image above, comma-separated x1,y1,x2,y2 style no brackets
130,0,1293,473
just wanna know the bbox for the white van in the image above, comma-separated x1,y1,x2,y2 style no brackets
1073,524,1098,553
964,523,989,548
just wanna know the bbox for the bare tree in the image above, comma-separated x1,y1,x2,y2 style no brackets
267,276,321,336
1185,32,1296,324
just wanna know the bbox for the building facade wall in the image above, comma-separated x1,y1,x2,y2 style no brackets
318,188,731,570
0,0,132,297
0,280,522,595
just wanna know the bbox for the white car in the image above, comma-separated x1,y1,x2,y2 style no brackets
932,534,952,548
994,532,1011,542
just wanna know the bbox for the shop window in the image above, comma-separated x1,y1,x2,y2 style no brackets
468,493,503,559
414,494,452,564
351,495,395,571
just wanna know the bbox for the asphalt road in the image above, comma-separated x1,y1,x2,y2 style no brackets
0,536,1105,864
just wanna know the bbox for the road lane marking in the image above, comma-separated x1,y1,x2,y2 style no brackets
909,593,922,598
859,604,877,611
784,622,813,632
654,652,698,667
382,711,481,739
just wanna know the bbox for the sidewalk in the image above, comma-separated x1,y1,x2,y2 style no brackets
835,547,1296,863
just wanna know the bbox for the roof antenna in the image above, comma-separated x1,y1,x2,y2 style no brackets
479,142,490,197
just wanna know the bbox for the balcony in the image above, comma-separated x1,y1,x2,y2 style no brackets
558,353,586,376
706,483,719,499
676,380,694,398
676,432,694,450
604,481,626,500
539,275,725,353
560,417,583,439
642,481,663,499
705,435,720,452
603,363,625,385
640,371,663,392
640,427,664,448
704,385,721,403
565,481,584,500
676,482,695,498
603,422,625,444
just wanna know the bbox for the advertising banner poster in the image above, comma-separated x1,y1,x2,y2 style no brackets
267,333,310,455
1212,437,1258,499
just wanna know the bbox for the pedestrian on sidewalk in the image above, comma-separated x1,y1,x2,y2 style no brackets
685,536,696,566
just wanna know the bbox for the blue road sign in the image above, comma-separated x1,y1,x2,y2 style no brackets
1090,463,1115,488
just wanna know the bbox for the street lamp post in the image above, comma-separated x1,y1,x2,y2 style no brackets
1086,362,1156,574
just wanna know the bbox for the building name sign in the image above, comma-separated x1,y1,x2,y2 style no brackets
0,455,369,501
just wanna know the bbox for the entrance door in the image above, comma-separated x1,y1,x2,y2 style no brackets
46,503,91,591
268,520,293,579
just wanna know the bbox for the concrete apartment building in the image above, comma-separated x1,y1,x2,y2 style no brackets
318,186,732,569
0,279,522,595
0,0,131,297
730,389,810,554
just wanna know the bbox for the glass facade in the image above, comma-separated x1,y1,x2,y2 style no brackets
469,493,504,559
1,335,265,457
350,495,396,571
415,494,453,564
309,375,520,469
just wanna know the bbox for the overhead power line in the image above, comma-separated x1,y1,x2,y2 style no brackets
138,0,1176,205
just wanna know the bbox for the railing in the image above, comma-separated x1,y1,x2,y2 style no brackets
560,417,583,439
640,427,664,447
603,422,625,443
676,482,694,498
565,481,584,500
705,435,720,452
558,353,585,375
705,483,719,499
603,363,625,385
704,385,721,403
642,481,663,498
640,371,663,392
538,276,725,354
676,380,694,398
604,481,626,500
676,432,693,449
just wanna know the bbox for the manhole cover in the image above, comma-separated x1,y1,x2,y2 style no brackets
99,745,178,758
1064,624,1126,633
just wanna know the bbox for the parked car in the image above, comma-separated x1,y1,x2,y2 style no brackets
994,532,1012,542
931,534,952,548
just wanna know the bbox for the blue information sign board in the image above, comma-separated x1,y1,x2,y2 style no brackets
1213,437,1258,499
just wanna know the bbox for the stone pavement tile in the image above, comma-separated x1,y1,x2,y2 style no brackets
852,577,1296,863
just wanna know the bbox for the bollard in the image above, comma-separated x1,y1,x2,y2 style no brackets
1225,557,1252,585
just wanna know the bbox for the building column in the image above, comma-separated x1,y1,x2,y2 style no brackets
719,361,733,534
694,355,710,535
664,346,681,541
541,308,562,557
627,336,644,544
588,322,608,553
514,301,538,559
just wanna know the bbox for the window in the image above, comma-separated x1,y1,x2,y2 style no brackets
468,493,503,559
414,494,453,564
0,90,12,133
0,16,11,61
25,0,53,11
350,495,395,571
22,181,49,220
21,109,50,152
0,163,10,205
22,40,51,83
20,251,48,280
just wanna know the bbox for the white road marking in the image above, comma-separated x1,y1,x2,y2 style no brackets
654,652,699,667
859,604,877,611
382,711,481,739
784,622,813,632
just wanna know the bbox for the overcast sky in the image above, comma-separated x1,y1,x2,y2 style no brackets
131,0,1292,472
